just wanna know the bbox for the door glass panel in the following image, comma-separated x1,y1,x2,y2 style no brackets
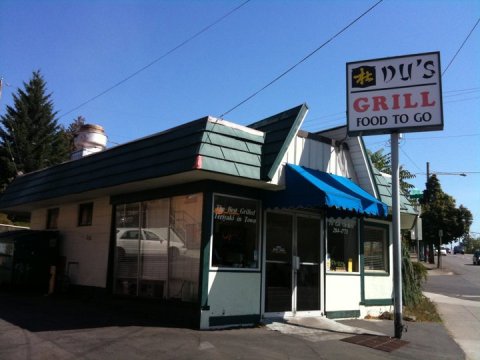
266,263,292,312
265,213,293,312
296,217,320,311
297,264,319,311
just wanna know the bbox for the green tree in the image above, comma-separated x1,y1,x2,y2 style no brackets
462,235,480,253
0,71,69,191
62,115,86,153
368,148,416,194
420,174,472,263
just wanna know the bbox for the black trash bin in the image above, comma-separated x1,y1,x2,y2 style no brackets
0,230,59,294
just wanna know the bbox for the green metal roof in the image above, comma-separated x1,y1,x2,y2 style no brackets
371,166,417,215
0,105,306,211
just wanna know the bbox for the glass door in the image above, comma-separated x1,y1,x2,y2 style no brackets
265,213,321,315
265,213,293,313
296,216,320,312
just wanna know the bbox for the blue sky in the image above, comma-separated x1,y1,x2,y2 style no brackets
1,0,479,236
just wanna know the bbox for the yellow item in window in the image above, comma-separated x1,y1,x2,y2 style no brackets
348,258,353,272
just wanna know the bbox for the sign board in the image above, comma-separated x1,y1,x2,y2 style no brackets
347,52,443,136
409,188,423,199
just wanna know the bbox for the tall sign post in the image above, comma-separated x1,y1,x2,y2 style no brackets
347,52,443,339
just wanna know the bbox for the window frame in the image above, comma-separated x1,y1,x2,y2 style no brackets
363,222,390,274
78,202,94,227
46,208,60,229
326,217,359,274
210,193,261,271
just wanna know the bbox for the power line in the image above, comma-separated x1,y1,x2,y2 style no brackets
444,87,480,94
399,146,423,172
58,0,251,120
442,17,480,76
219,0,384,118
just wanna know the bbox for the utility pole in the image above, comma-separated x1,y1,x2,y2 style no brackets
392,132,403,339
425,161,430,263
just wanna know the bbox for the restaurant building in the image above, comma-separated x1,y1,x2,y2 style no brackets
0,104,417,328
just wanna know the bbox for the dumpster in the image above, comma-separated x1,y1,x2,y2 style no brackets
0,230,59,293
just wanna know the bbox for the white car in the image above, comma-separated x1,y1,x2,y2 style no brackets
436,247,447,256
116,228,186,258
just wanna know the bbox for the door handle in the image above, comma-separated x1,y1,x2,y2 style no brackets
293,256,300,271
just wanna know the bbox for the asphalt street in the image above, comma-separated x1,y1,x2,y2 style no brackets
423,253,480,360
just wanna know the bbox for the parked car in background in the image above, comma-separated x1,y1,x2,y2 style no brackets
454,246,465,255
436,247,447,256
473,250,480,265
116,228,187,258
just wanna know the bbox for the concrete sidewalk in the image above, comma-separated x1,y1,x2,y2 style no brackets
420,259,480,360
0,292,465,359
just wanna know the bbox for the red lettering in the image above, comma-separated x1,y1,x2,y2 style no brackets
403,93,418,109
392,94,400,110
352,92,436,113
421,91,436,107
353,97,369,112
372,96,388,111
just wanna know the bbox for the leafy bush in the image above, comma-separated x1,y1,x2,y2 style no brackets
402,241,427,306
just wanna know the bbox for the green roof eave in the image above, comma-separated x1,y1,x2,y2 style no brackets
248,103,309,181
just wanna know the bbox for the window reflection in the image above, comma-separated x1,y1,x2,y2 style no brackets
211,195,260,269
326,217,358,272
114,194,202,302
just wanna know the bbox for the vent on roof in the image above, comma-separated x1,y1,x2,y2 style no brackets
71,124,107,160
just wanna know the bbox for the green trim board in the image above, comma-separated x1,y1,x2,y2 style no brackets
326,310,361,319
360,298,393,306
200,192,213,311
209,314,261,327
248,104,308,180
364,272,390,277
360,220,391,304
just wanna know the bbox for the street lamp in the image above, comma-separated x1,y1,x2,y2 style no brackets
425,162,468,181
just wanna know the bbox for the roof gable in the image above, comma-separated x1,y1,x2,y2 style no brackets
248,104,308,180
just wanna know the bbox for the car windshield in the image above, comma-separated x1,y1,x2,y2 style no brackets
143,230,160,240
120,230,140,239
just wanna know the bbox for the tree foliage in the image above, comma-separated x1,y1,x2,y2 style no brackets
63,115,86,153
420,175,472,261
402,240,427,306
368,148,416,194
0,71,69,191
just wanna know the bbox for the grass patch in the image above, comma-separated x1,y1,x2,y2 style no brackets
404,295,442,322
366,296,442,323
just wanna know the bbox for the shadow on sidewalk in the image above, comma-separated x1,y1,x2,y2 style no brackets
0,291,198,332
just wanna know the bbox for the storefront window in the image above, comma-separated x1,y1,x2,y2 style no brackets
46,208,59,229
364,223,388,272
211,195,259,269
326,217,358,272
113,193,202,302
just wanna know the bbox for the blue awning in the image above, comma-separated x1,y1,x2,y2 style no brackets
265,164,388,217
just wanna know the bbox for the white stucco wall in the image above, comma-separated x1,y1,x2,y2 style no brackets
30,197,112,288
325,274,361,312
201,271,261,328
364,275,393,299
270,135,358,186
